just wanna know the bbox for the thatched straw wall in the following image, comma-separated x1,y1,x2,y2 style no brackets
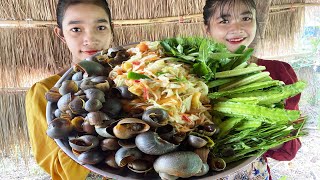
109,0,204,19
114,22,206,46
258,0,305,56
0,90,30,157
0,27,71,88
0,0,319,160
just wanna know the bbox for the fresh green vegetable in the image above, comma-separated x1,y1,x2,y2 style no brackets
221,45,246,71
215,66,266,78
160,37,231,81
247,62,258,67
231,48,254,69
207,77,240,88
218,117,244,138
159,37,307,165
228,97,260,104
219,71,271,91
235,120,262,131
234,62,248,69
210,53,242,60
127,71,150,80
209,80,283,99
228,81,307,105
234,45,246,54
213,101,300,124
213,119,305,163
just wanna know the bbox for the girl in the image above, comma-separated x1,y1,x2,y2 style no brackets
25,0,113,179
203,0,301,179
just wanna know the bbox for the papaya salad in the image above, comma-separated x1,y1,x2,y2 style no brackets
109,41,212,132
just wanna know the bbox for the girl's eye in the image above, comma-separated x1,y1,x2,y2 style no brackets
219,19,229,24
243,17,252,21
98,26,107,30
71,28,81,32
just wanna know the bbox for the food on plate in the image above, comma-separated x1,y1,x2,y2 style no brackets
46,37,306,179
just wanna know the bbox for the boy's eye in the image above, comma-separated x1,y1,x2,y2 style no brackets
98,26,107,30
71,28,81,32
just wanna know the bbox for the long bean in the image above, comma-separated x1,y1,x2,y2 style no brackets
215,66,266,78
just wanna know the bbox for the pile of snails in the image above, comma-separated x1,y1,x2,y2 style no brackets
45,46,226,179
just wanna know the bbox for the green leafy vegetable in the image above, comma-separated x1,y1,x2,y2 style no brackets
159,36,307,164
127,72,150,80
213,101,300,124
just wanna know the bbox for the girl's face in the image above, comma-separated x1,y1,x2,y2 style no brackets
206,1,256,52
55,3,112,63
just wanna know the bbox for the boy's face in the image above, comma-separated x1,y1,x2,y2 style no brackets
206,2,257,52
55,3,112,64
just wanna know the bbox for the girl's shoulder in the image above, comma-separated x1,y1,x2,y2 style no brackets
33,67,66,90
38,74,61,86
38,75,60,89
27,74,61,96
250,56,293,68
248,57,297,82
255,58,297,83
257,58,294,68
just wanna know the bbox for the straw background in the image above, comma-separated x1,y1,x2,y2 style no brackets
0,0,319,160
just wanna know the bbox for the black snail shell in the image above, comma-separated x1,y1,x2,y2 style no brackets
135,131,179,155
69,135,99,152
113,118,150,139
142,108,169,128
153,151,203,178
115,147,143,167
101,98,122,118
111,86,136,100
46,118,73,139
78,150,104,165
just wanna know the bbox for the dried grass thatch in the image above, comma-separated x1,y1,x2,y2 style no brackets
257,0,306,56
109,0,204,20
0,90,29,159
0,0,204,21
114,22,206,45
0,0,320,161
0,0,57,21
0,27,71,88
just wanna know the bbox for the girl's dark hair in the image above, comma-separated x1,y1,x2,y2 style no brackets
56,0,113,33
203,0,256,26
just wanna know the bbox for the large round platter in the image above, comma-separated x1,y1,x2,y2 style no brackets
46,43,259,179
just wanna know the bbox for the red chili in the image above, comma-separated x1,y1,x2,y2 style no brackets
143,86,149,100
182,114,192,123
132,61,140,65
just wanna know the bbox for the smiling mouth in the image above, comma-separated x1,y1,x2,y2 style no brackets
82,50,100,55
227,38,246,44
